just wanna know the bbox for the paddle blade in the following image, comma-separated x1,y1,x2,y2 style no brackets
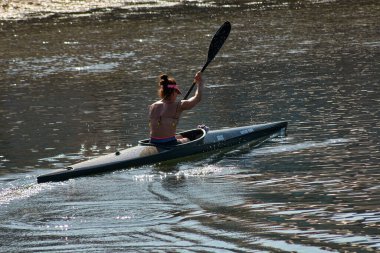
201,21,231,72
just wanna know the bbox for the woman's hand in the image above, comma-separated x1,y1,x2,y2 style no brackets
194,71,203,85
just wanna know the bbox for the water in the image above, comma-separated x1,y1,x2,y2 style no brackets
1,0,379,252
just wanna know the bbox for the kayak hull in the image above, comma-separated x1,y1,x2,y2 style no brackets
37,121,287,183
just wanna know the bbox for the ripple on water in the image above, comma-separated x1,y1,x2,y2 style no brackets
1,1,379,252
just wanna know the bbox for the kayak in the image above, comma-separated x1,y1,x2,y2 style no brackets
37,121,287,183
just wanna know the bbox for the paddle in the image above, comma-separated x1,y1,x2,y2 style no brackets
183,21,231,100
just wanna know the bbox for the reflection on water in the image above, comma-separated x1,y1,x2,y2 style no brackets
1,0,380,252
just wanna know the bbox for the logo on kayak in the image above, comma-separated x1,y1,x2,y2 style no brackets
217,135,225,141
240,128,254,135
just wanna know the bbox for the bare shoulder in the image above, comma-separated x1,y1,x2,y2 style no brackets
152,100,164,105
151,101,164,107
149,101,163,113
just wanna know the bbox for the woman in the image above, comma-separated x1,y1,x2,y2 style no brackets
149,71,203,145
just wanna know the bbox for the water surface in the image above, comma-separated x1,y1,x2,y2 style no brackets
1,0,379,252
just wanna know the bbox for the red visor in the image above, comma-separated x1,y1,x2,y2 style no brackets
167,84,182,94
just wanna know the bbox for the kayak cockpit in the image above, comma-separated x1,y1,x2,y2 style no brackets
138,129,206,147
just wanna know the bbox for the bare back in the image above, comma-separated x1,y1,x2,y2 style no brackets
149,101,182,138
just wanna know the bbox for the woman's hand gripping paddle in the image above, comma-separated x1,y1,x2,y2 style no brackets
183,21,231,100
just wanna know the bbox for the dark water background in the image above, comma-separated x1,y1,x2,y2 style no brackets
1,0,379,252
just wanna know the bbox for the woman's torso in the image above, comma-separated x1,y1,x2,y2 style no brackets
149,100,182,138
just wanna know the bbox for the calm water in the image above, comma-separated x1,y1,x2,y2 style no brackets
1,0,379,252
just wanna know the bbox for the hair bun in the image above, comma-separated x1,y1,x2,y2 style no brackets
160,74,169,86
160,74,168,82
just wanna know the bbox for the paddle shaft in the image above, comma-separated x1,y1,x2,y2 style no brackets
183,21,231,100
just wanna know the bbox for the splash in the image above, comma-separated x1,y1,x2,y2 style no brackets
0,182,53,205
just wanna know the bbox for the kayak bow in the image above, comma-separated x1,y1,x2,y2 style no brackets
37,121,287,183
